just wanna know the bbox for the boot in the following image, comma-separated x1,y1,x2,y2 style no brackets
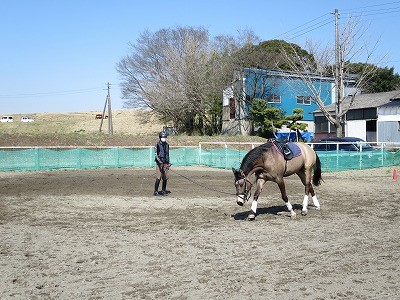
161,180,170,195
153,178,161,196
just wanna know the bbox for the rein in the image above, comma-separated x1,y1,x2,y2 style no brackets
235,177,253,201
169,168,237,196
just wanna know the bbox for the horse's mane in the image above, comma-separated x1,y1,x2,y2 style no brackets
240,142,272,174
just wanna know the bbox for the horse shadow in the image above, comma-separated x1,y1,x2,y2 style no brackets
231,203,303,220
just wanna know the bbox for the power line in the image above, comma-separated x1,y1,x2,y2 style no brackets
340,1,400,19
284,19,334,41
340,0,400,12
273,13,331,39
272,1,400,42
342,8,400,18
0,87,104,99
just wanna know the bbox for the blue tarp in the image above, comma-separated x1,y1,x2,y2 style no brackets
276,132,314,142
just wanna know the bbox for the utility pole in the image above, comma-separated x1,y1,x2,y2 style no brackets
99,82,113,134
334,8,344,137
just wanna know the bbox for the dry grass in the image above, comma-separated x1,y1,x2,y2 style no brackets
0,110,162,135
0,110,266,147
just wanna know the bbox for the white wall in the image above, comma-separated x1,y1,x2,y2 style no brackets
345,120,366,139
222,86,233,106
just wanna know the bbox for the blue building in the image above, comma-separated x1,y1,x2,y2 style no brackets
222,67,354,140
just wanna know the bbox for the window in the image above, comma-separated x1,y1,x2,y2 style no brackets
347,109,363,120
315,116,329,132
229,98,235,119
296,95,312,105
346,108,376,120
267,94,281,103
363,108,376,119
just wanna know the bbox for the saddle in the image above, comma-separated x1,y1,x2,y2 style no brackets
269,139,301,160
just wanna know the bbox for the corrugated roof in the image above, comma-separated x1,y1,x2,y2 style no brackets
316,90,400,112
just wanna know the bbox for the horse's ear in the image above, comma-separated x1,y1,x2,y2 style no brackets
240,169,245,177
232,168,240,180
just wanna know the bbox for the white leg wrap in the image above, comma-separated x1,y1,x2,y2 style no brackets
286,202,293,211
251,200,258,213
302,195,309,211
312,195,320,209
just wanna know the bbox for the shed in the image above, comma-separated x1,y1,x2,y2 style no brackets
377,97,400,142
313,90,400,142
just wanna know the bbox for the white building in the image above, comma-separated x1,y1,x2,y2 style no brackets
313,90,400,142
377,97,400,142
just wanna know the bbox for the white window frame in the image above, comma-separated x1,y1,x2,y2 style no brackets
267,94,281,104
296,95,312,105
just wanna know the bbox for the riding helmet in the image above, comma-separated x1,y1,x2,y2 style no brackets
159,131,168,139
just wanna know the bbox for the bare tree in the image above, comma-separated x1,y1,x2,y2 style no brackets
117,26,265,134
278,14,381,137
117,27,213,133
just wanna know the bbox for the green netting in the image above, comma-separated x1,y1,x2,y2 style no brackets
0,147,199,171
200,148,400,171
200,148,249,169
316,150,400,171
0,147,399,172
170,147,199,166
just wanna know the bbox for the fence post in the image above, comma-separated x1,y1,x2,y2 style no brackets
225,143,228,169
199,143,202,165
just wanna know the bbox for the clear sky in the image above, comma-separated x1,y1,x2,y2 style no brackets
1,0,400,114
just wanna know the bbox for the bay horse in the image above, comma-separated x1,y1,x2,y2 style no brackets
232,140,322,220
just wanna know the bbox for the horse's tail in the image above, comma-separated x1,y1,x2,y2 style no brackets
312,153,322,186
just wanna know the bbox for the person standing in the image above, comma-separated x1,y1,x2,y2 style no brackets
154,131,171,196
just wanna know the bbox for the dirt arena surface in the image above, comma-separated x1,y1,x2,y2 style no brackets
1,165,399,299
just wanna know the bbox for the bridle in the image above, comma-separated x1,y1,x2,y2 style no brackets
235,177,253,202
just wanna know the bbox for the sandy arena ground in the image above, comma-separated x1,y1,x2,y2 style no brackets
0,166,399,299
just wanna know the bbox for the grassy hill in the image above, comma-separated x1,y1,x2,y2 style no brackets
0,110,265,147
1,110,162,135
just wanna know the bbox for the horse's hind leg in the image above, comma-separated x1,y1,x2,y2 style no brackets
298,170,320,215
277,179,296,218
297,171,310,215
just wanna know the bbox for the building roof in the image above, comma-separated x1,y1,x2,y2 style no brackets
241,67,357,84
380,96,400,108
316,90,400,113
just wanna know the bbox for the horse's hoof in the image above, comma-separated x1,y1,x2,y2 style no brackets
301,210,308,216
236,200,244,206
247,214,256,221
315,206,321,210
290,212,297,218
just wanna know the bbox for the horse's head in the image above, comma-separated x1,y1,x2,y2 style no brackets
232,168,252,206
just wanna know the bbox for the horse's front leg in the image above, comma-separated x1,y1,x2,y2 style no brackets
248,178,265,221
277,179,296,218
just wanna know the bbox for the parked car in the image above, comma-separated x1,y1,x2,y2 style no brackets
1,116,13,122
95,114,108,119
21,116,34,123
313,137,375,152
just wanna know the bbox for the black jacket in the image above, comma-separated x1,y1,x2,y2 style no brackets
155,141,170,164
